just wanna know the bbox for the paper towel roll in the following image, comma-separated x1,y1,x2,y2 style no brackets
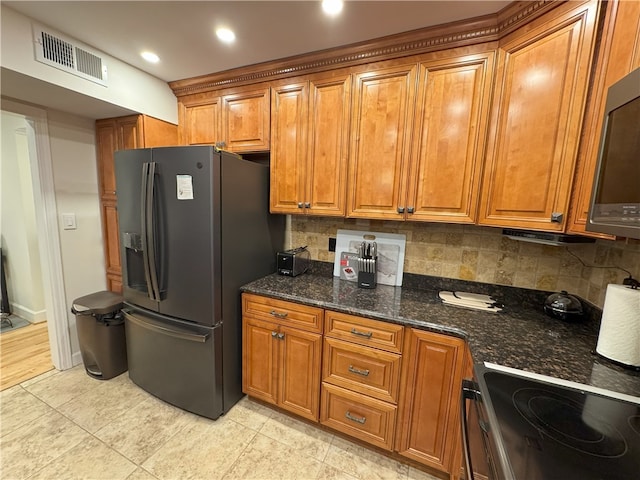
596,284,640,368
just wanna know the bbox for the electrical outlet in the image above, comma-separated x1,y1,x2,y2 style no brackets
328,237,336,252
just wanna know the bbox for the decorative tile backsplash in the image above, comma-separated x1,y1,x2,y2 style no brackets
288,217,640,308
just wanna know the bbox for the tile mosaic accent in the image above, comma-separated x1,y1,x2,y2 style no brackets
289,217,640,308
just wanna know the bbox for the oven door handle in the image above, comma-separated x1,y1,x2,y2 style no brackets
461,378,481,480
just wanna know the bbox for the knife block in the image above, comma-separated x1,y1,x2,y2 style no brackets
357,257,377,289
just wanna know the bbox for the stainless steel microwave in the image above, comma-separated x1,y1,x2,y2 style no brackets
587,67,640,239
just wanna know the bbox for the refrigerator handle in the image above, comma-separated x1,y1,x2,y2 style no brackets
145,161,162,301
140,162,155,300
124,310,211,343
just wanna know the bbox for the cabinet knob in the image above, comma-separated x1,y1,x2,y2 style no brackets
304,202,311,209
551,212,564,223
277,333,285,340
397,207,405,214
271,331,277,338
297,202,304,209
407,206,415,214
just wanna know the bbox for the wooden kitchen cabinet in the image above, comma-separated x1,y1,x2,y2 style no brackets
568,0,640,236
178,85,270,152
346,62,417,220
242,293,324,421
95,115,177,292
270,71,351,216
395,328,466,476
406,51,494,224
321,310,403,451
477,0,600,232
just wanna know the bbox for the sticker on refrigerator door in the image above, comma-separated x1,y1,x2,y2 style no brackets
176,175,193,200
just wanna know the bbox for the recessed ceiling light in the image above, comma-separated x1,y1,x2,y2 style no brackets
322,0,343,16
141,51,159,63
216,27,236,44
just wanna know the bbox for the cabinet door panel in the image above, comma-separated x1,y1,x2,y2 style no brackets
102,202,121,276
116,116,142,149
242,317,278,406
270,83,308,214
279,325,322,421
96,122,117,200
408,54,493,223
479,2,598,231
222,88,270,152
183,101,221,145
395,329,465,473
306,75,351,216
347,64,417,220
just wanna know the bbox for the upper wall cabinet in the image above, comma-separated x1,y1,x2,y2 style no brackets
346,63,417,220
568,0,640,237
478,0,600,232
178,85,270,152
270,71,351,216
406,51,494,224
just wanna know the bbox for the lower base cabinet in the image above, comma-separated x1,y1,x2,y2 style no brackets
395,328,467,477
242,294,467,478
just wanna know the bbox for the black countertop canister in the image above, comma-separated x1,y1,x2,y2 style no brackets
240,262,640,399
543,290,584,322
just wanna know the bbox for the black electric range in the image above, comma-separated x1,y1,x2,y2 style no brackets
464,364,640,480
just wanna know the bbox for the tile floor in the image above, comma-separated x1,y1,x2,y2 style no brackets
0,366,441,480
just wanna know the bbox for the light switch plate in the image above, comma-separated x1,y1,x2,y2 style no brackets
62,213,77,230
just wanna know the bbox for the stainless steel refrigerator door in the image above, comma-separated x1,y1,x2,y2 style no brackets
150,146,220,326
123,305,223,419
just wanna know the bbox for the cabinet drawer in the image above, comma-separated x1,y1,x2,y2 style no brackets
323,337,401,404
320,383,397,451
242,293,324,333
325,311,403,353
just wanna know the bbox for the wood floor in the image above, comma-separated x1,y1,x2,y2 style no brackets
1,321,53,391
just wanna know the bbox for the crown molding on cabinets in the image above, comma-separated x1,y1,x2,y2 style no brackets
169,0,558,97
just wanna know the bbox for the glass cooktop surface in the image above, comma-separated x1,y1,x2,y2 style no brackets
480,369,640,480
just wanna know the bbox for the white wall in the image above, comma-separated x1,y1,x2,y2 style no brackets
1,4,177,123
46,109,107,356
0,111,46,322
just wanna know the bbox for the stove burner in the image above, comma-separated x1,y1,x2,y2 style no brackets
629,416,640,436
513,388,627,458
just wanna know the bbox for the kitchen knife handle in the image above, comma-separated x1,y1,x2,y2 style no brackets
350,328,373,339
270,310,288,319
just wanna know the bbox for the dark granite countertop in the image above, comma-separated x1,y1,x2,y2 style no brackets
241,265,640,399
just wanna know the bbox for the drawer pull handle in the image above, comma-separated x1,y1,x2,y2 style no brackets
345,411,366,424
270,310,288,319
350,328,372,339
348,365,370,377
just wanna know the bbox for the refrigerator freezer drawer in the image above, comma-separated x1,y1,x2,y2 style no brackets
124,309,223,419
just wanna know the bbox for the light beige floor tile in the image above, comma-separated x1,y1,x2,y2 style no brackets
259,410,334,461
407,466,442,480
57,374,148,433
324,436,409,480
28,436,137,480
0,386,53,437
0,410,89,479
223,433,323,480
23,365,103,408
19,367,59,388
315,463,359,480
223,396,274,431
94,394,193,464
126,467,160,480
142,415,255,480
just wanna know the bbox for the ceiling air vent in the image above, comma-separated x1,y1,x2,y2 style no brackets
33,25,108,86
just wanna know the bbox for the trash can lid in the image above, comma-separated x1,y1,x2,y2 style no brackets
72,291,123,314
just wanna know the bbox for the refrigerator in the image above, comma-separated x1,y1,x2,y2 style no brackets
114,146,284,419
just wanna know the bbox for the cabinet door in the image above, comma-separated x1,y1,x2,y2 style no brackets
407,53,494,224
279,325,322,421
270,82,309,214
347,63,417,220
478,1,599,231
242,317,278,406
222,87,270,152
395,329,466,474
180,97,221,145
116,116,142,149
96,121,117,200
305,73,351,216
102,201,121,284
568,0,640,236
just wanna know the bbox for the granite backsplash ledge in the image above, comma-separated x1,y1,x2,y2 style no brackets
289,216,640,309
